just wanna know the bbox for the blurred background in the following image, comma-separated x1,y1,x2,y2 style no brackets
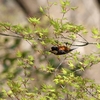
0,0,100,98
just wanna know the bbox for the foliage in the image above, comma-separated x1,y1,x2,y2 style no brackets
0,0,100,100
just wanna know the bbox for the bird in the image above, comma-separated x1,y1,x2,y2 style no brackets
50,45,75,55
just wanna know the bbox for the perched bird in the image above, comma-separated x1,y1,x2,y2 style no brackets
50,46,75,55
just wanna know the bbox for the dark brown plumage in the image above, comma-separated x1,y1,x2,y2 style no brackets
50,46,75,55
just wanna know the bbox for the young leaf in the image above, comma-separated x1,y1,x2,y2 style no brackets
96,43,100,48
92,28,99,35
40,7,44,13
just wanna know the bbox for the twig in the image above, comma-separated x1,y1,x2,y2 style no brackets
77,33,88,42
85,88,99,100
61,34,87,43
60,85,77,100
0,32,22,38
55,57,67,71
61,33,98,47
65,41,89,47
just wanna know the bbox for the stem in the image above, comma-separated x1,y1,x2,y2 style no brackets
55,57,67,71
61,34,98,47
85,88,99,100
61,34,87,43
77,33,88,42
60,85,77,100
0,32,22,38
66,42,89,47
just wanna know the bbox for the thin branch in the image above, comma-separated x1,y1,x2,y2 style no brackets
61,34,87,43
65,42,89,47
60,85,77,100
0,32,22,38
77,33,88,42
61,33,98,47
85,88,99,100
55,57,67,71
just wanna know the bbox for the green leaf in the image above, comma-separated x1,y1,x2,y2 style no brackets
60,0,70,6
68,33,76,39
92,28,99,35
12,24,25,33
28,55,34,61
62,68,67,74
40,6,44,13
17,51,22,57
28,17,40,25
41,41,46,45
71,7,78,10
24,26,33,34
96,43,100,48
82,29,88,34
0,22,11,27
